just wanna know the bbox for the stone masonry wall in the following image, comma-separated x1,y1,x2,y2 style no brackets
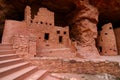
12,34,36,57
2,20,26,44
97,23,118,56
114,28,120,55
27,57,120,77
33,8,54,25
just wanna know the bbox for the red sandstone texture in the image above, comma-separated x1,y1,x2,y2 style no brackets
0,0,120,78
2,6,77,58
97,23,118,55
2,0,120,58
2,4,100,58
27,57,120,77
68,0,99,58
114,28,120,55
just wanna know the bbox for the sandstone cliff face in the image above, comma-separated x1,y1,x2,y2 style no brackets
0,0,120,32
90,0,120,25
67,0,100,58
0,0,120,26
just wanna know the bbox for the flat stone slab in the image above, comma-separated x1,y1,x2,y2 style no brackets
32,56,120,64
51,73,118,80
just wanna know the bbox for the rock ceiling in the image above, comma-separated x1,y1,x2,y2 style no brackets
0,0,120,33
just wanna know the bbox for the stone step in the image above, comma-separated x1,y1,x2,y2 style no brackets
14,67,38,80
0,62,30,77
0,50,16,55
0,44,13,50
25,70,48,80
0,44,59,80
0,44,12,46
0,66,37,80
43,75,61,80
37,48,75,58
0,54,18,61
0,58,23,68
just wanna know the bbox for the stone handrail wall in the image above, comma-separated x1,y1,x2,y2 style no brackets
27,57,120,77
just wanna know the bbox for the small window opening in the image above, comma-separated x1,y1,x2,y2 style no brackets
98,32,100,36
40,21,43,24
72,40,75,42
49,23,52,25
44,33,49,40
31,20,33,23
59,36,63,43
46,44,49,46
109,27,112,29
39,37,41,39
45,22,48,25
34,55,37,57
105,33,108,35
64,31,66,34
99,46,102,52
57,31,60,34
36,22,38,24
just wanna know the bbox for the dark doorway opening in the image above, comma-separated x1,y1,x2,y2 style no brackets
44,33,49,40
59,36,63,43
99,46,102,52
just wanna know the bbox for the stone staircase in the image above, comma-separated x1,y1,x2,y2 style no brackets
0,44,61,80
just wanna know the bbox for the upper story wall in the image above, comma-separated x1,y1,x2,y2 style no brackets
33,8,54,26
24,6,71,50
2,20,26,44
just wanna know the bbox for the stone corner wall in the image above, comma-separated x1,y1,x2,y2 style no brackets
12,34,37,58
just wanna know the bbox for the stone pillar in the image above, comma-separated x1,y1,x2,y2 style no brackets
24,6,31,24
68,0,99,58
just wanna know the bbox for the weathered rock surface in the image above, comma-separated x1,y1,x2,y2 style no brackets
68,0,99,58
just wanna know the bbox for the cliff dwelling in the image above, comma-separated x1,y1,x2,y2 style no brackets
0,0,120,80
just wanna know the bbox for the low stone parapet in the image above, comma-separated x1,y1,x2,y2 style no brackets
27,57,120,78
